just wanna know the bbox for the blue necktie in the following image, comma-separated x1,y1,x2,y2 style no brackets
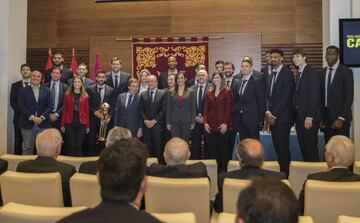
126,94,133,110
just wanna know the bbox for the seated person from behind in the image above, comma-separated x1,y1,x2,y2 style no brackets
299,135,360,213
17,128,76,207
78,127,132,175
214,138,286,212
58,138,161,223
237,178,299,223
147,137,208,178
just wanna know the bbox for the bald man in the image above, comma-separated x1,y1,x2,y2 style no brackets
147,137,208,178
214,138,286,212
17,128,76,207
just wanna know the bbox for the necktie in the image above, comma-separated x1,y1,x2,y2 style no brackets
270,71,277,96
327,67,333,106
198,85,203,113
51,83,56,111
126,94,133,110
150,91,154,103
239,79,248,95
227,80,230,87
114,75,119,89
296,72,302,90
24,82,29,87
98,87,104,103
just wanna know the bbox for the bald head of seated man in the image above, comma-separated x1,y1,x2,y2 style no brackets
214,138,286,213
147,137,208,178
16,128,76,206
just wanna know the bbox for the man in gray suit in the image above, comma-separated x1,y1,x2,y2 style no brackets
68,63,95,89
105,56,131,99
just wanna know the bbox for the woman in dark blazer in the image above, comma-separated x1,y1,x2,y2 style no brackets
61,77,90,156
204,72,233,172
166,71,196,142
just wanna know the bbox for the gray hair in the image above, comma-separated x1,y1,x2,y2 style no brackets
106,127,132,147
36,128,62,157
326,135,355,167
164,137,190,165
236,139,264,168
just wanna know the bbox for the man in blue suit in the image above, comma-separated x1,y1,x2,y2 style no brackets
18,70,52,155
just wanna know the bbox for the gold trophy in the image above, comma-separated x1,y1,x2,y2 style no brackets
98,103,111,141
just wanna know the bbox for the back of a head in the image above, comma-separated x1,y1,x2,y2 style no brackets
36,128,62,157
237,139,264,168
98,138,148,202
326,135,355,167
164,137,190,165
237,178,299,223
106,127,132,147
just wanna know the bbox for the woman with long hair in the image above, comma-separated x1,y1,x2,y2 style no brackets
61,77,90,156
204,72,233,172
166,71,196,142
139,68,150,94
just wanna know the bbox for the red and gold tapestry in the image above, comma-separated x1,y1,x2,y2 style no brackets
132,38,209,80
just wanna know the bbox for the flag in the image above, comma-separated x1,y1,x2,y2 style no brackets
45,48,53,70
92,54,101,81
70,48,78,77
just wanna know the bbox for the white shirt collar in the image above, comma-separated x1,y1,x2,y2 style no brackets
112,71,121,76
328,60,340,71
298,63,307,73
272,64,283,73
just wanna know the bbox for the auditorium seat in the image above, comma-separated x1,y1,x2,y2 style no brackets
70,173,101,207
217,212,314,223
337,215,360,223
304,180,360,223
222,178,290,213
147,157,158,167
0,202,87,223
57,155,98,171
0,171,63,207
227,160,280,172
145,176,210,223
150,212,196,223
289,161,328,197
186,159,217,200
0,154,37,171
354,161,360,175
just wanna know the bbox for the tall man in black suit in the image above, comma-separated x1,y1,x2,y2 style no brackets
214,138,286,212
298,135,360,213
158,56,178,89
17,128,76,207
58,139,161,223
87,70,114,155
190,69,209,159
292,48,321,162
320,45,354,143
10,64,31,154
266,48,295,176
139,75,167,163
43,67,68,130
261,50,272,76
105,56,131,100
43,51,73,84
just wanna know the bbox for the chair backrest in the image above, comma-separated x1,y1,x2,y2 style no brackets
299,216,315,223
337,215,360,223
147,157,159,167
145,176,210,223
227,160,280,172
218,212,314,223
57,155,98,172
150,212,196,223
70,173,101,207
354,161,360,175
223,178,291,213
0,202,87,223
0,171,63,207
0,154,37,171
289,161,328,197
185,159,217,200
304,180,360,223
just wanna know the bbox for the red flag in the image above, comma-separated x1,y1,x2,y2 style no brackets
70,48,78,77
45,48,53,70
92,54,101,81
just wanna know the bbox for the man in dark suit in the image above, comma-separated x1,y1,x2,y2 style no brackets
87,70,114,156
266,48,295,176
148,137,208,178
17,128,76,207
234,56,266,91
158,56,178,89
68,63,95,89
58,139,161,223
43,67,68,130
187,62,206,87
214,138,286,212
18,70,52,155
43,51,73,84
139,75,166,163
292,48,321,162
320,45,354,143
114,78,142,138
190,69,209,159
10,64,31,154
105,56,131,100
261,50,272,77
298,135,360,213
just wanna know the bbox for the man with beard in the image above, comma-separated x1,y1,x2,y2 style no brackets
158,56,178,89
43,51,73,84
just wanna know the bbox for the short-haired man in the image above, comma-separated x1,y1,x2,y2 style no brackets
17,128,76,207
58,138,162,223
10,64,32,154
214,138,286,212
147,137,208,178
158,56,178,89
188,62,206,86
298,135,360,213
68,63,95,88
261,50,272,76
237,178,299,223
105,56,131,99
44,51,73,84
